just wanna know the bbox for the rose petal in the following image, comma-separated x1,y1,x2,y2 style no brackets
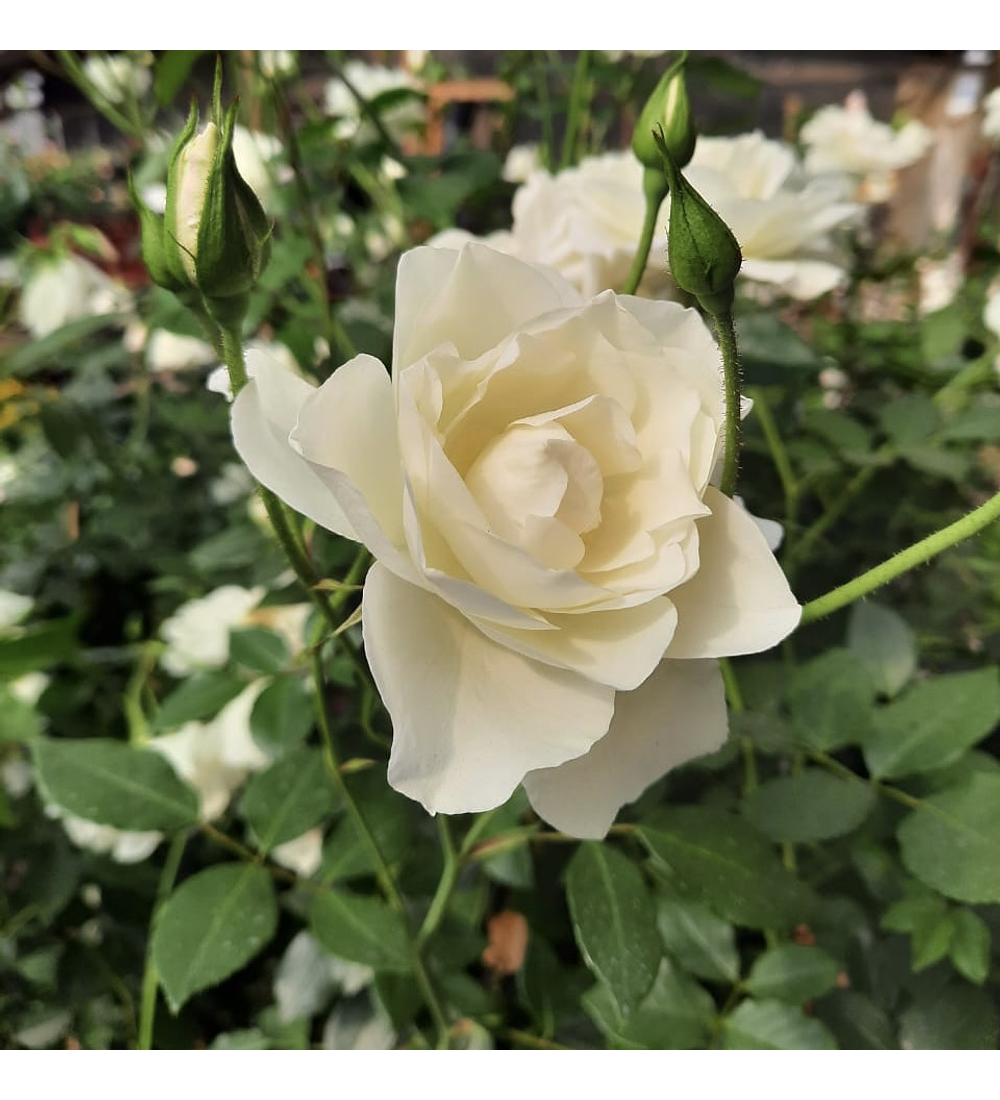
523,658,727,838
290,354,404,547
362,563,614,814
231,360,357,541
666,486,801,658
393,243,582,372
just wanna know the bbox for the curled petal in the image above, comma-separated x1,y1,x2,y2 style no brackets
523,658,727,838
362,563,615,815
666,487,801,658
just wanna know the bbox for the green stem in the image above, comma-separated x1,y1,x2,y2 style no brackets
747,386,797,522
621,170,668,296
713,310,742,498
800,484,1000,624
311,649,450,1047
559,50,591,169
137,831,188,1050
418,816,459,945
534,53,556,170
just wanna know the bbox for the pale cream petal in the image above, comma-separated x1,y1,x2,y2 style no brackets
523,658,727,838
666,487,801,658
362,563,614,815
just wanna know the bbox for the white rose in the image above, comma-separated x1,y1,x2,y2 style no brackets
432,152,669,299
800,92,933,203
18,254,129,338
232,244,800,839
0,588,33,631
145,328,217,373
983,87,1000,145
82,54,152,104
159,584,264,677
48,807,162,863
231,125,286,208
323,61,423,142
682,131,861,300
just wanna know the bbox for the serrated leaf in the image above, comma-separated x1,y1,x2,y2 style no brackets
723,998,837,1049
745,944,842,1003
310,890,411,973
238,747,337,853
250,676,315,754
948,909,991,986
655,892,739,984
153,863,278,1013
863,668,1000,780
899,980,998,1049
898,774,1000,903
565,843,660,1019
785,648,875,752
741,769,875,842
33,737,198,831
154,671,246,731
846,601,917,698
879,394,941,448
637,808,814,930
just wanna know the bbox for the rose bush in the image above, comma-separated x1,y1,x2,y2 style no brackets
232,243,801,838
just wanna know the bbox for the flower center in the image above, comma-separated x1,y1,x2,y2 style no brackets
465,422,603,570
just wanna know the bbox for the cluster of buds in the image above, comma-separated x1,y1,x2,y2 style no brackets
632,52,742,317
131,69,271,332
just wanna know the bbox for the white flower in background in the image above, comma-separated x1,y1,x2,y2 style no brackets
323,996,396,1050
683,130,861,299
0,589,33,631
983,87,1000,144
800,91,933,203
275,932,375,1024
2,754,33,798
144,328,217,373
231,126,287,208
18,253,130,338
502,144,543,184
54,812,162,863
432,151,668,299
151,681,270,820
82,53,152,104
917,252,964,316
258,51,296,80
271,827,324,877
248,602,313,656
985,279,1000,340
323,61,424,142
159,584,265,677
209,461,255,505
232,243,801,839
10,671,50,706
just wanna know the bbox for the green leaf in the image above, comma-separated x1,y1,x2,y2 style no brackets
741,769,875,843
863,669,1000,780
565,842,661,1020
32,737,198,831
153,863,278,1013
948,909,991,985
881,890,953,971
250,676,315,754
899,980,998,1049
722,998,837,1049
879,394,941,447
229,627,289,674
744,944,842,1004
585,958,716,1050
846,601,917,698
898,774,1000,903
813,990,897,1049
238,747,337,853
154,671,246,731
785,648,875,752
153,50,206,106
654,891,739,984
1,313,130,379
0,688,42,743
310,890,411,974
0,617,79,677
637,808,814,930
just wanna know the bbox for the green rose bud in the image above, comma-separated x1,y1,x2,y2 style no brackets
656,130,742,316
632,52,696,171
154,78,271,329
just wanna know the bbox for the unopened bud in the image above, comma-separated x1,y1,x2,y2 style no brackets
632,52,696,171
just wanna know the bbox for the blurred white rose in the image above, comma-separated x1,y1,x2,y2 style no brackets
0,589,33,631
324,61,424,142
502,143,543,184
159,585,265,677
144,328,217,373
82,53,152,104
19,254,130,338
983,87,1000,144
232,125,288,208
46,805,162,863
271,827,324,877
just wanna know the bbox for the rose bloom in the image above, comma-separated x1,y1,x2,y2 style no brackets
18,253,130,338
232,244,800,838
984,87,1000,145
800,91,933,203
431,151,669,299
682,131,861,300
